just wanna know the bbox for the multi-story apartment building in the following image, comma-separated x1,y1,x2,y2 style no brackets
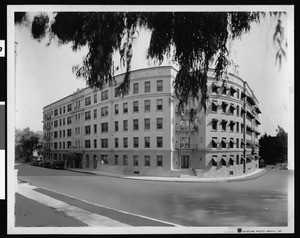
43,66,261,178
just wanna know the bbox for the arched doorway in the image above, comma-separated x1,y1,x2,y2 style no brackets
93,154,97,169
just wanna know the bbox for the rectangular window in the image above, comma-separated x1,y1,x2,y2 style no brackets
157,118,163,130
236,105,240,116
85,140,91,149
212,100,219,112
101,139,108,148
236,89,240,99
144,100,151,112
67,141,72,149
67,116,72,125
94,139,97,148
236,138,239,149
133,101,139,112
114,155,118,165
115,138,119,148
94,94,97,103
54,131,58,138
59,119,62,126
222,102,228,113
101,106,108,117
144,118,150,130
63,118,65,126
123,137,128,148
63,106,65,113
145,81,151,93
85,111,91,120
123,102,128,113
67,104,72,112
145,137,150,148
114,104,119,115
229,104,235,115
222,137,228,149
101,122,108,133
145,155,150,166
230,138,234,148
212,119,218,130
133,83,139,94
85,97,91,106
63,142,65,149
123,120,128,131
94,109,97,119
133,119,139,131
54,109,58,116
236,122,239,133
114,121,119,132
133,155,139,166
67,129,72,137
236,155,240,165
212,137,218,148
133,137,139,148
230,121,235,132
157,137,163,148
156,99,163,111
59,130,62,138
54,120,58,127
101,90,108,101
123,155,128,166
115,88,119,98
157,155,163,167
63,130,65,137
101,155,108,164
60,107,62,115
221,120,227,131
157,80,163,92
54,142,57,149
85,125,91,135
94,124,97,134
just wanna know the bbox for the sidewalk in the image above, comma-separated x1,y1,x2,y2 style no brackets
64,167,268,183
16,180,180,227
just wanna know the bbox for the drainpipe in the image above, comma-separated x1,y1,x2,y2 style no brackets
243,82,246,168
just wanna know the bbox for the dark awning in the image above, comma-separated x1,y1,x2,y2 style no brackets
241,91,246,98
247,96,256,106
222,119,228,124
212,118,219,122
230,87,237,93
230,121,236,125
230,104,236,110
255,105,261,113
230,138,236,144
255,119,261,125
212,101,220,107
222,101,229,106
222,138,229,144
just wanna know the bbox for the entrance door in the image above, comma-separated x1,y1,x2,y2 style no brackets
181,155,189,169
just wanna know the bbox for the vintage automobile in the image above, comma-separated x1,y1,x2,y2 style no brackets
52,161,65,169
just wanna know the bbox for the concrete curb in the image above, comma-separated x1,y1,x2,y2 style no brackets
64,168,268,183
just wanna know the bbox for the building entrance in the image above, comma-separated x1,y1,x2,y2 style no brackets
181,155,189,169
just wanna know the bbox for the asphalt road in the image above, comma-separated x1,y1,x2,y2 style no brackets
16,163,290,227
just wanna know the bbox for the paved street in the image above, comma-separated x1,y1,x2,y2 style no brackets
15,163,290,227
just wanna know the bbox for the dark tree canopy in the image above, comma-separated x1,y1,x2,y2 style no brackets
15,11,286,115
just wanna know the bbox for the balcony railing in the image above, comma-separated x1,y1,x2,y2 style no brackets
175,143,197,150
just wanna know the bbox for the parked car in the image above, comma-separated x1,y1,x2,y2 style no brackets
43,161,52,168
53,161,65,169
30,160,39,166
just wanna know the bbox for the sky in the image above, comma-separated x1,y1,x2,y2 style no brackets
13,9,293,137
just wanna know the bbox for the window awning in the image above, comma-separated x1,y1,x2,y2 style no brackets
255,119,261,125
230,121,236,125
246,141,253,146
230,87,237,93
212,118,219,122
246,125,255,132
230,104,236,110
241,140,245,145
212,101,220,107
230,138,236,144
222,138,229,144
222,101,229,107
255,131,261,135
241,108,246,114
222,119,228,124
241,91,246,98
246,111,255,119
212,83,221,90
247,155,255,160
255,105,261,114
212,138,220,144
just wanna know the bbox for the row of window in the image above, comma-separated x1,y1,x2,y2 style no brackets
212,83,242,100
211,137,257,149
84,137,164,149
211,118,258,135
48,80,164,118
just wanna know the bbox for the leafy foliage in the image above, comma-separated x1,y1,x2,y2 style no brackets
259,125,288,166
14,12,28,24
19,11,286,119
15,128,43,162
